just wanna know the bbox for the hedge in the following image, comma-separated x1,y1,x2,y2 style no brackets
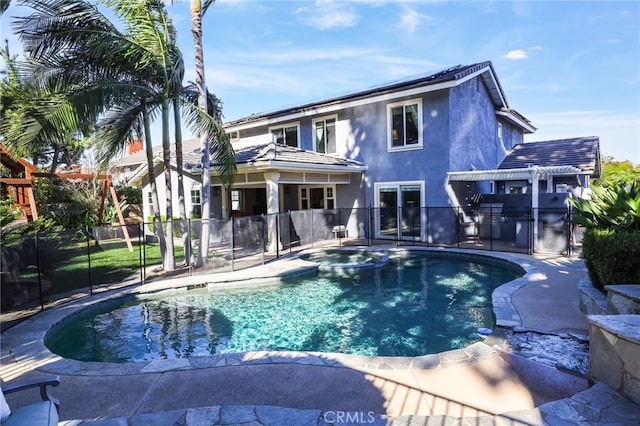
582,229,640,291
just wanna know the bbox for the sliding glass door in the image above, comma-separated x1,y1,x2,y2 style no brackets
379,187,398,237
401,185,421,239
375,182,423,240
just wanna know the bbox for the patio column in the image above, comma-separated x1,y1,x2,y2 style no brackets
531,167,540,251
264,172,281,215
264,172,281,252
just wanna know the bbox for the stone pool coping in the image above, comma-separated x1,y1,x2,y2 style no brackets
1,247,537,377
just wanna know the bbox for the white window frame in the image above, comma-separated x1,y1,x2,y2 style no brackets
269,122,300,148
190,188,202,218
387,98,423,151
312,115,337,154
299,185,336,210
231,189,241,212
373,180,425,241
147,191,155,216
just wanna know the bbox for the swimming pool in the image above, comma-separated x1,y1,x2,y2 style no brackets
45,251,523,362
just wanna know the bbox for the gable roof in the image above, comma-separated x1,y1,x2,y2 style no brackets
498,136,601,176
225,61,535,134
184,142,364,172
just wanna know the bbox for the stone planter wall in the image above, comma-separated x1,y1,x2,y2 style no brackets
581,279,640,405
605,285,640,315
588,315,640,405
578,277,606,315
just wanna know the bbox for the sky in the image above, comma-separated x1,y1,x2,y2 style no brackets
2,0,639,164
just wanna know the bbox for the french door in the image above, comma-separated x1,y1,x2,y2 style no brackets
375,182,423,241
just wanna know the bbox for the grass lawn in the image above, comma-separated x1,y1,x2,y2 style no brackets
34,239,185,293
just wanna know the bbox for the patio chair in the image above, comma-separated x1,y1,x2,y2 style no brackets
1,376,60,426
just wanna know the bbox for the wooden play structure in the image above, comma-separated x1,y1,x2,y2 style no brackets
0,143,133,251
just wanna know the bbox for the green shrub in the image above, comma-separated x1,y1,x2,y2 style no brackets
570,182,640,231
116,185,142,205
571,182,640,290
0,198,21,226
582,228,640,291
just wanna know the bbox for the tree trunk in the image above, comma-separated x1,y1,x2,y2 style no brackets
161,98,175,271
173,98,191,266
49,142,61,174
143,109,166,264
191,0,211,267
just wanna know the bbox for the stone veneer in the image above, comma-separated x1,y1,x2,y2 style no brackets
588,315,640,405
578,277,606,315
605,285,640,315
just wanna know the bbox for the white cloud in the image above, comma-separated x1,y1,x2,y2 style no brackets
400,7,421,33
503,49,528,60
299,1,359,30
221,47,377,65
398,5,435,34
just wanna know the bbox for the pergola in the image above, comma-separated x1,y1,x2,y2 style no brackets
447,165,582,250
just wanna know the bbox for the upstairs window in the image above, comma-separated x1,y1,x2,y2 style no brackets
270,124,299,148
313,116,336,154
388,99,422,150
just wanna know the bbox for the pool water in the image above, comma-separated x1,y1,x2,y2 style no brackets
45,252,523,362
299,249,388,269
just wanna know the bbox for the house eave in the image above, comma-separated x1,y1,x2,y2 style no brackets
224,78,462,132
496,110,537,134
242,160,366,173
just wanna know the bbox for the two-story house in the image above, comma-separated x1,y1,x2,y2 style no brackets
128,60,599,250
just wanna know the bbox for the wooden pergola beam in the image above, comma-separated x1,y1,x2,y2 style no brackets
0,178,34,185
31,172,110,180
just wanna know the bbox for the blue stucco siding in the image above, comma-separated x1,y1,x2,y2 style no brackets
230,74,525,214
449,77,501,173
497,119,523,158
339,91,451,208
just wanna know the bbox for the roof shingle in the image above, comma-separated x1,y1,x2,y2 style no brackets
184,142,363,170
498,136,601,175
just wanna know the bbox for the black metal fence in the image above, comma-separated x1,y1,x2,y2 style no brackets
0,206,576,328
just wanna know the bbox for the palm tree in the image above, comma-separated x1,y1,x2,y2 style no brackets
12,0,235,270
12,0,174,265
0,41,89,174
190,0,213,267
110,0,182,271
